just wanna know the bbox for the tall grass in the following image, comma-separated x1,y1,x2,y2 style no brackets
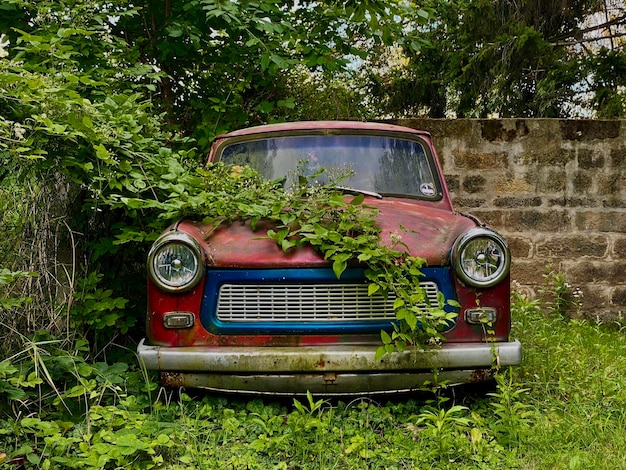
0,176,78,356
511,292,626,469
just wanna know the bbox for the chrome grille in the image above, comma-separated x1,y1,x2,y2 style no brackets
216,281,440,322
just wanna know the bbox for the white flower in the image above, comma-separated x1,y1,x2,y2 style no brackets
0,34,8,58
13,123,26,140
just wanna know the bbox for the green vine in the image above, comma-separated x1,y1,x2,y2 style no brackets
115,162,458,354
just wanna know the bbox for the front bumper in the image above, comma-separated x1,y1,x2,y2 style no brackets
137,339,522,395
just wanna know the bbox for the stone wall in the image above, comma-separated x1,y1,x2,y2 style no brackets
392,118,626,320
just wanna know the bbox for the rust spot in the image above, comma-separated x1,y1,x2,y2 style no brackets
314,358,326,369
468,368,495,384
160,371,184,387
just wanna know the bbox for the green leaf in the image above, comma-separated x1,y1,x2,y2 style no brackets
368,283,380,296
104,97,118,109
331,253,351,279
93,144,111,162
332,257,347,279
404,310,418,330
167,26,184,38
261,54,270,70
350,193,365,205
281,238,295,251
381,329,392,345
374,345,387,360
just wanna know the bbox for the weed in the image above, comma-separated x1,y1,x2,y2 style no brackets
412,403,471,455
540,265,583,318
488,370,533,447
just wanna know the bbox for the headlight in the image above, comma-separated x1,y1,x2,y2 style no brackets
451,227,510,288
148,232,204,293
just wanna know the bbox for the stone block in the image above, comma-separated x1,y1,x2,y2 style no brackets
462,175,487,193
514,151,539,165
536,169,567,193
494,196,542,208
444,174,460,192
536,235,609,258
613,237,626,258
470,210,505,227
510,260,546,286
560,120,621,141
575,211,626,232
547,197,595,207
537,148,573,166
578,288,611,313
453,197,487,209
503,209,571,232
578,149,605,169
505,236,533,258
566,261,626,284
495,174,534,193
610,147,626,168
611,287,626,308
453,149,508,170
597,173,626,196
481,120,529,142
573,171,593,193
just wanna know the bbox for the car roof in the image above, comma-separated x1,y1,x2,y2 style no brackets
216,120,431,139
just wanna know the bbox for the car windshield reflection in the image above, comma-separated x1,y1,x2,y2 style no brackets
219,134,440,199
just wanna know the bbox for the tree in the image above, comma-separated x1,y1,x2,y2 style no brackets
110,0,430,148
368,0,626,118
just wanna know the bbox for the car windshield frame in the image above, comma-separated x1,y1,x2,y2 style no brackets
213,130,444,201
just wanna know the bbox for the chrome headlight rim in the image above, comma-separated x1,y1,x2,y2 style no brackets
148,231,205,293
452,227,510,288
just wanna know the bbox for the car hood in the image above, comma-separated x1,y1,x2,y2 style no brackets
180,197,479,269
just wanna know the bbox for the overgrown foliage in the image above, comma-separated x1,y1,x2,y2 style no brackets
0,0,430,355
84,0,429,146
0,0,178,352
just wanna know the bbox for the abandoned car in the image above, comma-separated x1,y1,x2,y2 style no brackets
137,121,521,395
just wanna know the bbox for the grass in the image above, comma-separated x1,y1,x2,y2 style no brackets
2,289,626,469
508,294,626,469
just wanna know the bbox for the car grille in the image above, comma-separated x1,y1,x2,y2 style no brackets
216,281,440,322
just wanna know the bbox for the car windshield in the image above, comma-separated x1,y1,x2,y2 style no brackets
218,134,440,199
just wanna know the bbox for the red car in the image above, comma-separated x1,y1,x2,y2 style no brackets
137,121,521,395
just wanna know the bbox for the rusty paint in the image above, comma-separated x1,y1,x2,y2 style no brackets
314,358,327,369
176,200,474,269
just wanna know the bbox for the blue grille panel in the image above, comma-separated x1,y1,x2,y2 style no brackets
200,268,457,334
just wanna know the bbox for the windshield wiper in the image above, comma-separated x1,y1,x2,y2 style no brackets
330,186,383,199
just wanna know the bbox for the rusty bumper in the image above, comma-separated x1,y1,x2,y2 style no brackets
137,339,521,395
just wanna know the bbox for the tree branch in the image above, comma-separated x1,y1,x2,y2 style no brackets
552,13,626,42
